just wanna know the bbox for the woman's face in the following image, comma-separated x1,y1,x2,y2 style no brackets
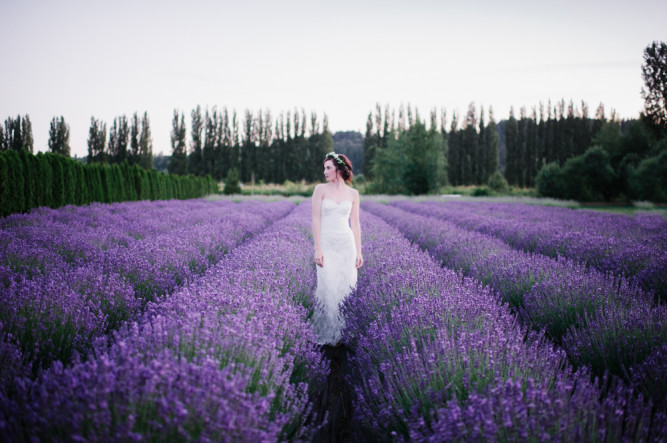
323,159,338,182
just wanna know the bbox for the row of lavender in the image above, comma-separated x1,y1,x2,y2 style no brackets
1,203,327,441
342,211,665,441
363,201,667,411
399,200,667,298
0,199,293,388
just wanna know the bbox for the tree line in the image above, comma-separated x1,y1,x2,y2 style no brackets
535,41,667,202
0,149,217,217
87,112,154,170
168,106,333,185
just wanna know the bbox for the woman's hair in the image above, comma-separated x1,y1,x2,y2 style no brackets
323,152,353,184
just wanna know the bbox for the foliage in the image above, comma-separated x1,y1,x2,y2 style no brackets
641,41,667,140
48,116,71,157
369,119,447,195
2,114,33,153
223,167,241,195
629,150,667,203
487,170,509,192
0,151,218,217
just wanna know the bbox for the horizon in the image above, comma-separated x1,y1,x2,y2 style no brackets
1,0,665,158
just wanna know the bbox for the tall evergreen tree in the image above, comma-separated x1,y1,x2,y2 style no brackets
48,116,71,156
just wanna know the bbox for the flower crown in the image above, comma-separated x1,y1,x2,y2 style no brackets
325,151,345,167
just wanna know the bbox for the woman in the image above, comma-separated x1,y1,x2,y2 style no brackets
311,152,363,346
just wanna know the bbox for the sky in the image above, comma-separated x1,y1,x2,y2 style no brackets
1,0,666,158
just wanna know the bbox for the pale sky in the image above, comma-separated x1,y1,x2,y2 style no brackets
1,0,665,158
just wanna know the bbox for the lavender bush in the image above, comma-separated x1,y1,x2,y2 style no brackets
342,210,665,441
393,200,667,299
363,201,666,408
1,203,327,441
0,199,292,383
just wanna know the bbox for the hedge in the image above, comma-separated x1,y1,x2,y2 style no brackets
0,151,218,217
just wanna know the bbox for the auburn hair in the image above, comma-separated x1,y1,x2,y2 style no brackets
323,153,353,184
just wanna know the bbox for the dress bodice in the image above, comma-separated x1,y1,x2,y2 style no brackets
320,198,352,234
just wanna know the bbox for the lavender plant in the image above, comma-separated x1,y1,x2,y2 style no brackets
393,200,667,299
363,201,666,409
342,210,665,441
1,203,327,441
0,199,293,383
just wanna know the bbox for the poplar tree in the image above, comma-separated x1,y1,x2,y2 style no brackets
189,106,203,176
48,116,71,156
139,112,153,170
168,110,187,175
505,107,518,185
448,111,461,185
486,107,499,178
461,103,478,185
129,112,140,165
87,117,107,163
3,115,33,152
108,115,129,164
362,112,376,178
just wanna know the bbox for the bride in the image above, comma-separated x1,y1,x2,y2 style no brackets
311,152,363,346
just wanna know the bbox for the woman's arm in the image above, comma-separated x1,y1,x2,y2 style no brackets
350,189,363,268
312,184,324,267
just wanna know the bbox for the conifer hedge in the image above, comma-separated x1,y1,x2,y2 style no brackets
0,151,218,217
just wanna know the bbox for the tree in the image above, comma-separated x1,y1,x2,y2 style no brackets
48,116,71,156
139,112,153,170
486,107,499,179
641,41,667,139
362,112,376,178
223,167,241,194
504,107,518,185
3,115,33,152
87,117,107,164
168,110,187,175
189,106,203,175
108,115,129,164
129,112,140,165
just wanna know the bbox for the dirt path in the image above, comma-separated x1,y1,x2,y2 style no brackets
310,344,355,442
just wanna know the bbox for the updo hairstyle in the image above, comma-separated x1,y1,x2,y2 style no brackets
323,152,353,184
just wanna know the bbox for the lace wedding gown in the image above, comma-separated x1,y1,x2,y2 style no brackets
313,198,358,345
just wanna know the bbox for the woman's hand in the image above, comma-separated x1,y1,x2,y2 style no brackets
315,248,324,267
355,253,364,269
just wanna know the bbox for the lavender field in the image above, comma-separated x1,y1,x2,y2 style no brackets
1,197,666,441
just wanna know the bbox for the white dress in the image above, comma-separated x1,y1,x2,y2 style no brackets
313,198,358,345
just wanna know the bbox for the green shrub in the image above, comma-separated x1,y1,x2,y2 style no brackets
223,168,242,195
536,162,564,198
629,151,667,202
471,186,492,196
487,170,509,193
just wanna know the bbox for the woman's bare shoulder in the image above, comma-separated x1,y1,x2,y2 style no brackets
313,183,326,196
